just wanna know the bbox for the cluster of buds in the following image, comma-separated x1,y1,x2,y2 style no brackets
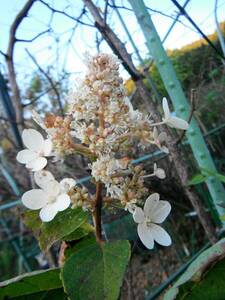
17,53,189,249
69,186,92,211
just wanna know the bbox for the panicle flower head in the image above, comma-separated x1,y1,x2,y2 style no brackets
16,53,190,249
68,53,157,155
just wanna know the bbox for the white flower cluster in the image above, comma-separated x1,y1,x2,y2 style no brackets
16,53,189,249
17,129,76,222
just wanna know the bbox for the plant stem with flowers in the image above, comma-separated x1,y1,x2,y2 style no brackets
13,53,190,300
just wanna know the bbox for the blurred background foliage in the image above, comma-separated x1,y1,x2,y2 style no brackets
125,22,225,129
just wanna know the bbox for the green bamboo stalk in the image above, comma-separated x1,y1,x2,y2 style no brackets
128,0,225,223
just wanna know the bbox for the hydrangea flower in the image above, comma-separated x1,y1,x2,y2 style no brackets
22,170,76,222
16,129,52,171
143,163,166,179
133,193,171,249
153,163,166,179
162,98,189,130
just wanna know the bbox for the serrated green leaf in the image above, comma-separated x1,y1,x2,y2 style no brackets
23,208,89,251
61,240,131,300
0,268,62,300
187,173,207,186
163,238,225,300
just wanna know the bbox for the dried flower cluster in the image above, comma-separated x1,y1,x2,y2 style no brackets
17,53,189,249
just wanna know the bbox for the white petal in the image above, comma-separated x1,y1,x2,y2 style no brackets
166,117,189,130
45,180,60,197
34,170,55,189
155,168,166,179
151,200,171,223
137,223,154,249
16,149,38,164
39,204,58,222
125,203,137,214
22,129,44,151
22,189,48,210
54,194,71,211
26,157,47,172
144,193,160,217
150,224,172,246
133,207,145,223
162,98,170,119
43,139,52,156
60,178,76,193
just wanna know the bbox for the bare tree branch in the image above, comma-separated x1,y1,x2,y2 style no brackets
83,0,140,80
16,29,50,43
107,1,198,33
23,73,68,107
25,49,64,116
6,0,36,126
171,0,225,60
0,50,7,59
39,0,95,28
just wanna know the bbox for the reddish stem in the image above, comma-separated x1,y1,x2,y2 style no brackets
93,182,103,243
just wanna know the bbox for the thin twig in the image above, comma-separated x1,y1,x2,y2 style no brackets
39,0,94,28
16,29,50,43
25,49,64,116
107,2,197,33
23,73,68,107
83,0,141,80
0,50,7,58
171,0,225,60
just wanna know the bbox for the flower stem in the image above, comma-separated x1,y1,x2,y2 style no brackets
72,143,96,160
149,121,165,126
93,182,103,243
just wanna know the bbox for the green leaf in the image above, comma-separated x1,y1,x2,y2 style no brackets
24,208,88,251
220,214,225,221
61,240,131,300
187,173,207,186
23,210,42,232
12,288,67,300
63,222,94,242
163,238,225,300
214,173,225,183
0,268,62,300
40,208,88,251
64,234,96,260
